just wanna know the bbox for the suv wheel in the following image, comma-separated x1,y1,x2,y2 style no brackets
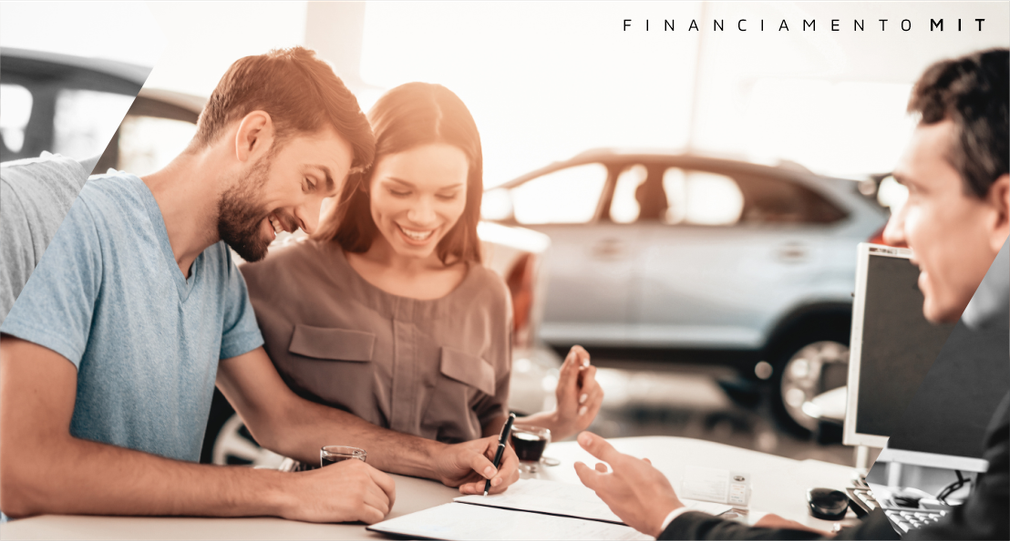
212,414,285,468
771,335,850,435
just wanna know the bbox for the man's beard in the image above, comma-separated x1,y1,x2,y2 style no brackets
217,156,272,262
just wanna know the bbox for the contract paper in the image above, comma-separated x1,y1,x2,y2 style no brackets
680,466,751,506
366,502,651,541
455,478,733,524
455,478,624,523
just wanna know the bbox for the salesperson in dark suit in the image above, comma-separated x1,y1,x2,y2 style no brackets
574,48,1010,541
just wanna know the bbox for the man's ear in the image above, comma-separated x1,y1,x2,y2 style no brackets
988,173,1009,252
234,111,275,164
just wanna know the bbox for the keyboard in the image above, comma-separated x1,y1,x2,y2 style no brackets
884,508,947,533
847,487,879,514
847,487,948,534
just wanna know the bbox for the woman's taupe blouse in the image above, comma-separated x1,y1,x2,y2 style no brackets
240,238,512,443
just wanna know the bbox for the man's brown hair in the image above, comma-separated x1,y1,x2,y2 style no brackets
908,48,1009,199
193,47,374,170
314,82,483,265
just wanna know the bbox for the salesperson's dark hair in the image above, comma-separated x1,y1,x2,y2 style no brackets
908,48,1009,198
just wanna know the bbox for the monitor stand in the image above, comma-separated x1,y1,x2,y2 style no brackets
855,444,872,472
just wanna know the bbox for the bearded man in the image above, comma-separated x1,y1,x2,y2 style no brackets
0,47,519,523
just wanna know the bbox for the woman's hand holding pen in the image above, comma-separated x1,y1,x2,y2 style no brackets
431,436,521,495
547,345,604,441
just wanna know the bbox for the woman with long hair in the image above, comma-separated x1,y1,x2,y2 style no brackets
240,82,602,487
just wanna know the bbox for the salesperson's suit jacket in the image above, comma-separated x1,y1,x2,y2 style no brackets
661,241,1010,540
659,391,1009,540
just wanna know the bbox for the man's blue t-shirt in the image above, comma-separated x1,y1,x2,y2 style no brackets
0,171,264,462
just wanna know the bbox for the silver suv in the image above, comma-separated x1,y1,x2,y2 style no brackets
482,149,889,432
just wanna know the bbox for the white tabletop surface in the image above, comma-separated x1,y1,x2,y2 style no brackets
1,436,859,540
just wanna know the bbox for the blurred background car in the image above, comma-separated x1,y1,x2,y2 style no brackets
481,149,890,432
1,48,562,467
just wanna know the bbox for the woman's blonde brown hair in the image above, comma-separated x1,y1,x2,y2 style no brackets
314,82,483,265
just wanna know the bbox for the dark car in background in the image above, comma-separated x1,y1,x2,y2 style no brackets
482,149,890,431
0,47,146,163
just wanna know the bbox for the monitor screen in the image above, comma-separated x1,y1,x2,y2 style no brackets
844,245,955,449
853,252,955,439
887,302,1009,463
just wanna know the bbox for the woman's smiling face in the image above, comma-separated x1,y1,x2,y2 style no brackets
368,143,470,260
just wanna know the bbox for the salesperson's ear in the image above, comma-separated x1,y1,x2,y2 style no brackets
987,174,1009,253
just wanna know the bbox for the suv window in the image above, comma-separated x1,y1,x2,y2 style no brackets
53,89,136,160
511,163,607,225
662,168,744,226
662,167,847,226
735,173,847,224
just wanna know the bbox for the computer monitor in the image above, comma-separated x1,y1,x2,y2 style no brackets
879,253,1009,473
874,317,1004,473
843,244,954,448
844,243,1007,473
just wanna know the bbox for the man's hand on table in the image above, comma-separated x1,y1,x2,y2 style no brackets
432,436,520,495
574,431,684,538
281,459,395,524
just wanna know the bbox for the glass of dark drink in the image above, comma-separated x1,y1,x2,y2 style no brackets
510,426,551,473
320,445,367,467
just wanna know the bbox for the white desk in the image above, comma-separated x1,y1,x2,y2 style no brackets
1,437,859,540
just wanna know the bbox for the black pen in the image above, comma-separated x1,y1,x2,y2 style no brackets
484,412,516,496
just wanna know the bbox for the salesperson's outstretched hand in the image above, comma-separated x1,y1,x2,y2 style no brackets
574,431,683,538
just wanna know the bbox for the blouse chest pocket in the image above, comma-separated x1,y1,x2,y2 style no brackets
423,347,498,442
281,325,378,416
439,347,496,396
287,325,376,362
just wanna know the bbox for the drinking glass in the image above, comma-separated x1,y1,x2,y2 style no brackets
509,426,551,473
320,445,367,467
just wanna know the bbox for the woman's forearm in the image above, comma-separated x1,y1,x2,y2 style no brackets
515,411,568,439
